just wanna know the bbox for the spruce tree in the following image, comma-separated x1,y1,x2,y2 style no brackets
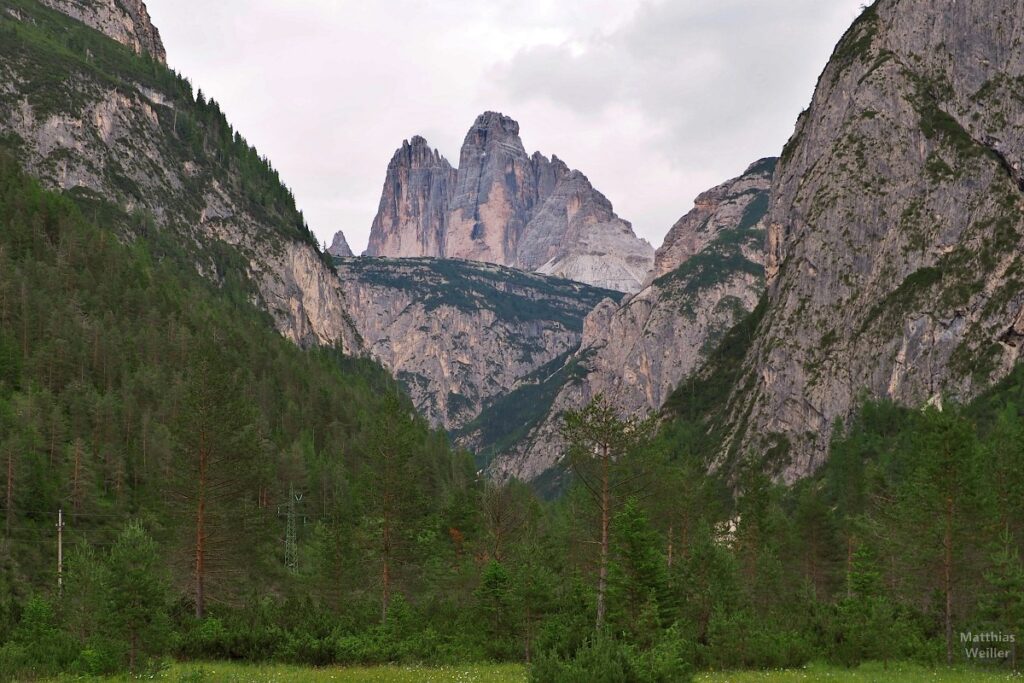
982,529,1024,669
103,521,171,672
562,395,655,630
890,408,983,665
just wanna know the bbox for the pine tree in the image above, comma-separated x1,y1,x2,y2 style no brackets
889,408,984,665
607,498,671,641
792,484,841,600
360,393,427,622
562,395,655,630
982,529,1024,669
834,545,898,667
174,347,256,619
475,559,517,658
103,521,171,672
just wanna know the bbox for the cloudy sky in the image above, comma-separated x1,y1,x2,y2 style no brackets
147,0,867,253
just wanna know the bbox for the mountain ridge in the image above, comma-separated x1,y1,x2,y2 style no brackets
720,0,1024,480
474,158,775,481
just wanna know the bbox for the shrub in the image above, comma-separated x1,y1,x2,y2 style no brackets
530,632,693,683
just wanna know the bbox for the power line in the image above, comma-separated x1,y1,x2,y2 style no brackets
5,509,131,518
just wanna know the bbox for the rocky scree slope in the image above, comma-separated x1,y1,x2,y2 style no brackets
365,113,655,293
333,256,623,430
0,0,360,351
721,0,1024,480
466,159,775,482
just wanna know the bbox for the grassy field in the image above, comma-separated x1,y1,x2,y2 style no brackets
53,662,528,682
48,660,1024,682
697,661,1023,682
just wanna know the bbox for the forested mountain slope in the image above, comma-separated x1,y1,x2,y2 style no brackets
470,159,774,482
0,149,476,652
0,0,360,349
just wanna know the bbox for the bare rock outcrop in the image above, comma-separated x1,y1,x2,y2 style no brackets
336,257,622,429
327,231,354,258
725,0,1024,480
476,161,774,481
365,136,455,258
366,112,654,293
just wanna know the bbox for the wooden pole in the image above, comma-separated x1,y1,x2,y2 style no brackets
57,508,64,595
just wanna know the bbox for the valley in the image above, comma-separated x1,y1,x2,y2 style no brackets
1,0,1023,680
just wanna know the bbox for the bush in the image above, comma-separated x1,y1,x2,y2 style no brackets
0,642,29,680
702,609,812,670
177,616,231,659
0,595,78,678
75,637,126,676
530,632,693,683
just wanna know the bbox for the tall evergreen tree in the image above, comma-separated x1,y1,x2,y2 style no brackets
359,393,428,622
562,395,655,630
889,408,984,665
103,521,171,671
174,347,256,619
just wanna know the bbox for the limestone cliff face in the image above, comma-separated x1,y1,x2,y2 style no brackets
476,162,774,481
327,231,354,258
444,113,538,265
727,0,1024,480
366,112,654,293
0,3,360,352
651,158,776,282
365,136,455,258
335,257,622,429
527,170,655,292
39,0,166,63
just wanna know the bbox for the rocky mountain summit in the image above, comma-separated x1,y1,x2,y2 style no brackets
327,230,354,258
721,0,1024,480
365,136,456,258
38,0,166,62
469,159,775,481
366,112,655,293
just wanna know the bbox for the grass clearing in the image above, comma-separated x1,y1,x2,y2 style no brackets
51,662,528,682
46,660,1024,682
697,661,1023,682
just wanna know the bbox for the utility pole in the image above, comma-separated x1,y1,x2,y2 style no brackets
56,508,64,595
281,483,304,574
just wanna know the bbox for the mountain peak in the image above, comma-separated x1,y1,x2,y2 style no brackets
327,231,354,258
650,158,776,281
366,113,654,291
471,111,520,137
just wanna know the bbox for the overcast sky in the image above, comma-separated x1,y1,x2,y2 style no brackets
146,0,867,253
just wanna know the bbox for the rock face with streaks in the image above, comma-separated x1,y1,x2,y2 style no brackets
365,136,456,258
39,0,166,63
334,257,623,429
468,160,775,481
721,0,1024,480
366,112,655,293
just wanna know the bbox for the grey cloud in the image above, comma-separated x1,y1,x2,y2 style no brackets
495,0,866,168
